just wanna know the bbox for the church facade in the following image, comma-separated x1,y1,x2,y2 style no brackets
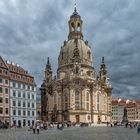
40,8,112,124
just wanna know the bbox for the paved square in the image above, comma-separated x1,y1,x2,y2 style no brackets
0,126,140,140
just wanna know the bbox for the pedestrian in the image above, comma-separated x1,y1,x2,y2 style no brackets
57,123,60,129
107,122,109,127
37,123,40,134
137,123,140,134
32,124,36,134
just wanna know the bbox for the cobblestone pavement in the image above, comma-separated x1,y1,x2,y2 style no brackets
0,126,140,140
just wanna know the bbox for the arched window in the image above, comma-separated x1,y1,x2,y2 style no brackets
97,94,99,111
75,91,80,100
71,22,75,31
86,92,89,101
77,22,81,31
75,91,80,110
65,95,68,102
75,66,79,74
54,94,57,103
97,94,99,102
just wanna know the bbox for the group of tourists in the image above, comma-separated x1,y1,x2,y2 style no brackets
108,121,140,134
32,123,40,134
0,120,9,129
125,122,140,134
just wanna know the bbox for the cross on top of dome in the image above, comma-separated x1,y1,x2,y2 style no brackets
70,0,81,19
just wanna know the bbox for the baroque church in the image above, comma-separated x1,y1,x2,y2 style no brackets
40,7,112,124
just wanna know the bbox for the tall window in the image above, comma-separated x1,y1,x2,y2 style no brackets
77,22,81,31
5,70,8,75
71,22,75,31
97,94,99,102
5,88,8,94
97,94,99,111
54,94,57,103
13,90,16,97
13,101,16,106
0,97,3,103
23,93,26,98
65,95,68,102
5,108,8,114
0,77,2,83
32,86,34,91
18,83,21,88
0,87,3,93
18,110,21,115
28,94,30,99
13,110,16,115
18,92,21,97
27,85,30,90
28,102,30,108
32,103,34,108
23,110,26,116
86,92,89,101
75,91,80,110
5,79,8,84
5,98,8,103
28,111,30,116
23,102,26,107
13,82,16,88
65,103,68,110
23,84,25,89
32,111,34,116
0,108,3,114
86,92,90,111
18,101,21,107
86,103,89,111
75,91,80,100
32,94,34,100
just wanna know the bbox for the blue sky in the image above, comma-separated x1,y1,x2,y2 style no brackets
0,0,140,99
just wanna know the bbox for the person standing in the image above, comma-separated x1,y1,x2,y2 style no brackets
32,124,36,134
37,123,40,134
137,123,140,134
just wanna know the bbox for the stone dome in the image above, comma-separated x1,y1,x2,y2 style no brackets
58,39,93,68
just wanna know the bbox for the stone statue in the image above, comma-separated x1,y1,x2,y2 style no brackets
122,107,128,123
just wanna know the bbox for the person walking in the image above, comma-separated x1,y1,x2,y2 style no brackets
32,124,36,134
37,123,40,134
137,123,140,134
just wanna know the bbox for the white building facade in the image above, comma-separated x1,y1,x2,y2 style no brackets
8,63,36,127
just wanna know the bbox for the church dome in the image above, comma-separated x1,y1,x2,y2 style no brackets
58,39,93,68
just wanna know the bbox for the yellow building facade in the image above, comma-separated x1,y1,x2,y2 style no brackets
40,8,112,124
